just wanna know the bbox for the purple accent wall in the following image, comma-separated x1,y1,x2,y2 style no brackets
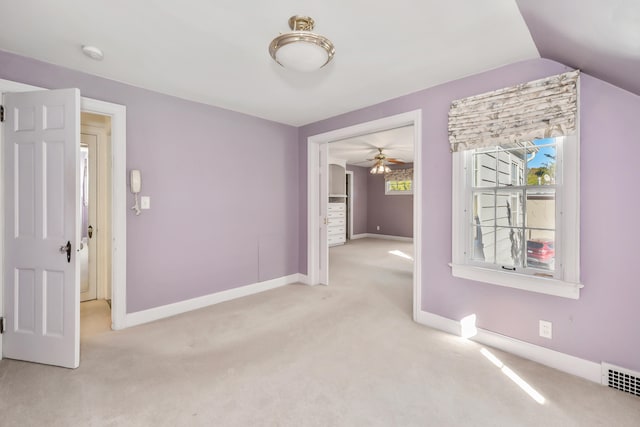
366,164,413,238
346,164,413,238
0,50,299,313
300,58,640,371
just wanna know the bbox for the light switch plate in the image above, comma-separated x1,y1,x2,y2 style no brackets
140,196,151,209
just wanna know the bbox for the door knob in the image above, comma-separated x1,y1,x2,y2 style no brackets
88,225,93,239
59,241,71,263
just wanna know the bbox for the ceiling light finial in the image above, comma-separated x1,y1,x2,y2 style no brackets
269,15,335,72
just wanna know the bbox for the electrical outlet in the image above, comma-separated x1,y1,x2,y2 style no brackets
376,225,380,231
539,320,552,339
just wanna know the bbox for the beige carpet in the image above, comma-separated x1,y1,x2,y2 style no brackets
1,238,638,426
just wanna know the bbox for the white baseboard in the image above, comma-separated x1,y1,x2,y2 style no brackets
351,233,413,242
416,310,602,384
350,233,368,240
125,273,304,328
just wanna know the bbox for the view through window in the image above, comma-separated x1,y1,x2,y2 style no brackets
470,138,558,273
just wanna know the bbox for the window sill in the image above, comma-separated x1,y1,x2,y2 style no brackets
451,263,582,299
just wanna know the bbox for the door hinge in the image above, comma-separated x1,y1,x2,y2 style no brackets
0,105,4,122
0,317,4,334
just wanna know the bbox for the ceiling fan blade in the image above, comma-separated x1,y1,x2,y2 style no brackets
387,158,405,164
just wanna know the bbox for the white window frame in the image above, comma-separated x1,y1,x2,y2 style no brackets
451,134,582,299
385,178,413,195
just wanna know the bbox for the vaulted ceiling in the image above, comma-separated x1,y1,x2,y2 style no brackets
0,1,637,128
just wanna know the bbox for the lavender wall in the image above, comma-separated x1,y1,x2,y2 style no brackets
0,50,299,313
346,164,413,238
299,58,640,371
346,165,369,235
366,165,413,238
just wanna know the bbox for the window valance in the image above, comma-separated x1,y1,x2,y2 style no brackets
448,70,580,152
385,168,413,181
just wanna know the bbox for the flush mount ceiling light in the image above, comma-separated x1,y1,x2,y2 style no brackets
269,16,335,72
81,45,104,61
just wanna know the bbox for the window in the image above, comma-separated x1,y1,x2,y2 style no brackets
385,168,414,195
471,138,558,273
448,70,581,299
452,135,581,299
385,179,413,195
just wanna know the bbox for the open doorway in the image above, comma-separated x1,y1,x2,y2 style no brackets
1,78,127,368
306,110,422,321
79,112,113,339
326,126,416,316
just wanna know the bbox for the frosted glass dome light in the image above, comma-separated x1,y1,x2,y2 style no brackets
269,16,335,72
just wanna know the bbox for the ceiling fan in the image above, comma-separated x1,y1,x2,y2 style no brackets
368,147,405,165
367,148,404,174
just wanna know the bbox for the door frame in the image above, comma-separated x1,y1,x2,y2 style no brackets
0,79,127,346
345,170,354,240
306,110,422,320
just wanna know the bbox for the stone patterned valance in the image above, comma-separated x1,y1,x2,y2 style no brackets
385,168,413,182
448,70,580,152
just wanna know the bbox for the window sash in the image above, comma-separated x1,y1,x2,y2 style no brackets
467,142,561,279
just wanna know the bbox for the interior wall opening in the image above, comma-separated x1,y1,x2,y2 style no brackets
326,125,416,316
79,111,113,339
306,110,422,320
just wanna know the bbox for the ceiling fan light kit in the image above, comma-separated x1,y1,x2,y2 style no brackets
369,148,401,174
269,16,335,72
370,161,391,174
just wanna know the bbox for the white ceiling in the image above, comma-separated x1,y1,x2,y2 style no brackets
2,1,636,129
0,0,539,126
328,126,414,166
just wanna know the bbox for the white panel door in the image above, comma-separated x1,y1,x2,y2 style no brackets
3,89,81,368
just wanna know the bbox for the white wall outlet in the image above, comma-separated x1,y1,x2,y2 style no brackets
376,225,380,231
140,196,151,210
539,320,552,339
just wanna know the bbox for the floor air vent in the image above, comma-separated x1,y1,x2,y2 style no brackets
602,363,640,397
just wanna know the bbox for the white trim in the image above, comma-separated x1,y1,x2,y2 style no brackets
451,133,581,299
125,274,303,328
306,142,324,286
307,110,422,321
0,78,127,333
81,98,127,330
416,310,602,384
451,264,582,299
350,233,369,240
350,233,413,242
345,170,354,240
